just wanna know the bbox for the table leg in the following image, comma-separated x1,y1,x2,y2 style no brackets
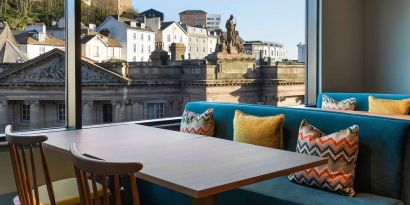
192,195,217,205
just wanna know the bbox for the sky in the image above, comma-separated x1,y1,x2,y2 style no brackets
132,0,305,60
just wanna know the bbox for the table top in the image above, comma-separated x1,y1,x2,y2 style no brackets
44,124,327,198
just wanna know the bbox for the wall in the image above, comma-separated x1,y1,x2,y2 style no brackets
321,0,366,92
0,147,74,194
365,0,410,94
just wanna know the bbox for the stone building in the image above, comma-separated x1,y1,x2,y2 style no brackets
179,10,208,27
0,47,304,132
0,23,29,63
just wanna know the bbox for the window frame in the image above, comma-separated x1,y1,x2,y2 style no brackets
21,104,30,122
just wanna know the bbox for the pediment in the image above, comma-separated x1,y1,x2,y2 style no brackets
0,49,130,85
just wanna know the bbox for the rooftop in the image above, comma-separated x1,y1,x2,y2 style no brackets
14,31,65,47
179,10,207,15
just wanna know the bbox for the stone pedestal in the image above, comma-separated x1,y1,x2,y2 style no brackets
150,50,170,66
205,52,256,80
170,43,186,61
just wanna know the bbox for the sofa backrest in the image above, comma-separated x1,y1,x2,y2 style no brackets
317,92,410,111
185,102,410,201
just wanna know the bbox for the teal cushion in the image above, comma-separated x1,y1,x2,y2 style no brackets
185,102,410,200
219,177,404,205
317,93,410,111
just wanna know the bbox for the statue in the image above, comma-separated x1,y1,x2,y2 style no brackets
235,31,245,53
225,15,236,52
214,14,245,54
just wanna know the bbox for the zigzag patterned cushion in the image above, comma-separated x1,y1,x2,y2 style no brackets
289,120,359,196
180,109,215,136
322,95,356,111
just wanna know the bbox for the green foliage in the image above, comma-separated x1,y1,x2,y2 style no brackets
0,0,138,30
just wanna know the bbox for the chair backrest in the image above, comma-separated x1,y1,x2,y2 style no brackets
70,143,143,205
5,125,55,205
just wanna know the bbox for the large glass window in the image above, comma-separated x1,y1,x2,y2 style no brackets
0,0,66,132
76,0,306,127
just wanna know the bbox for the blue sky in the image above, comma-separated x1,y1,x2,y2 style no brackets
132,0,305,60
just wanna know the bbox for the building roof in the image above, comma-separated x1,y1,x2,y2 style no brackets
160,21,175,30
0,24,29,63
179,10,207,15
142,8,164,15
109,15,154,32
81,34,122,48
245,40,284,47
14,31,65,47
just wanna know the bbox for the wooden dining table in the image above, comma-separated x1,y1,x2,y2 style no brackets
43,124,327,205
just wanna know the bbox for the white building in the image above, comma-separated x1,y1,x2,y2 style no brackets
244,41,288,64
81,34,122,62
97,16,156,62
182,25,217,59
15,23,65,59
297,42,306,63
156,21,189,58
207,14,221,30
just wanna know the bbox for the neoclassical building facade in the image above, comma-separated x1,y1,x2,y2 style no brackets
0,49,304,132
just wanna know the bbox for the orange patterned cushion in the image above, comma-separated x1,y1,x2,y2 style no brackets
289,120,359,196
180,109,215,136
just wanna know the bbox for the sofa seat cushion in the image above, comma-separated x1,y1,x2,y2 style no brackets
219,177,404,205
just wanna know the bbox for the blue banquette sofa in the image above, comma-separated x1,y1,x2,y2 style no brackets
137,102,410,205
317,93,410,112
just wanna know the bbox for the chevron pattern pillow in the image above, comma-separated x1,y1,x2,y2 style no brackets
289,120,359,196
180,109,215,136
322,95,356,111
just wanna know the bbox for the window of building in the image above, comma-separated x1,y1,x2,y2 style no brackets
148,46,151,53
57,104,65,122
141,45,144,53
133,33,137,40
141,34,144,40
134,44,137,53
167,34,171,42
39,46,46,55
148,103,165,119
93,46,99,57
21,104,30,122
133,56,137,61
148,34,151,41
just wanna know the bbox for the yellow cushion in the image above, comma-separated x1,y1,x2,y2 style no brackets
233,110,285,149
35,178,103,205
368,96,410,115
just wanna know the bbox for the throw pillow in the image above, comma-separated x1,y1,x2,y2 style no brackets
233,110,285,149
321,95,356,111
289,120,359,196
368,96,410,115
180,109,215,136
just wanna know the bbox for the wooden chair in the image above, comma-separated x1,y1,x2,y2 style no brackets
5,125,100,205
70,143,143,205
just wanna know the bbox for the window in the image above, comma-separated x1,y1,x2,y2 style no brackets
93,46,99,57
141,45,144,53
148,103,165,119
21,104,30,122
133,33,137,40
134,44,137,53
133,56,137,61
167,34,171,42
57,104,65,122
148,46,151,53
39,46,46,55
141,34,144,40
148,34,151,41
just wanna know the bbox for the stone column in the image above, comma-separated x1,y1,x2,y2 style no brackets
132,101,144,121
29,100,41,129
112,101,126,123
82,101,94,125
0,100,8,130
